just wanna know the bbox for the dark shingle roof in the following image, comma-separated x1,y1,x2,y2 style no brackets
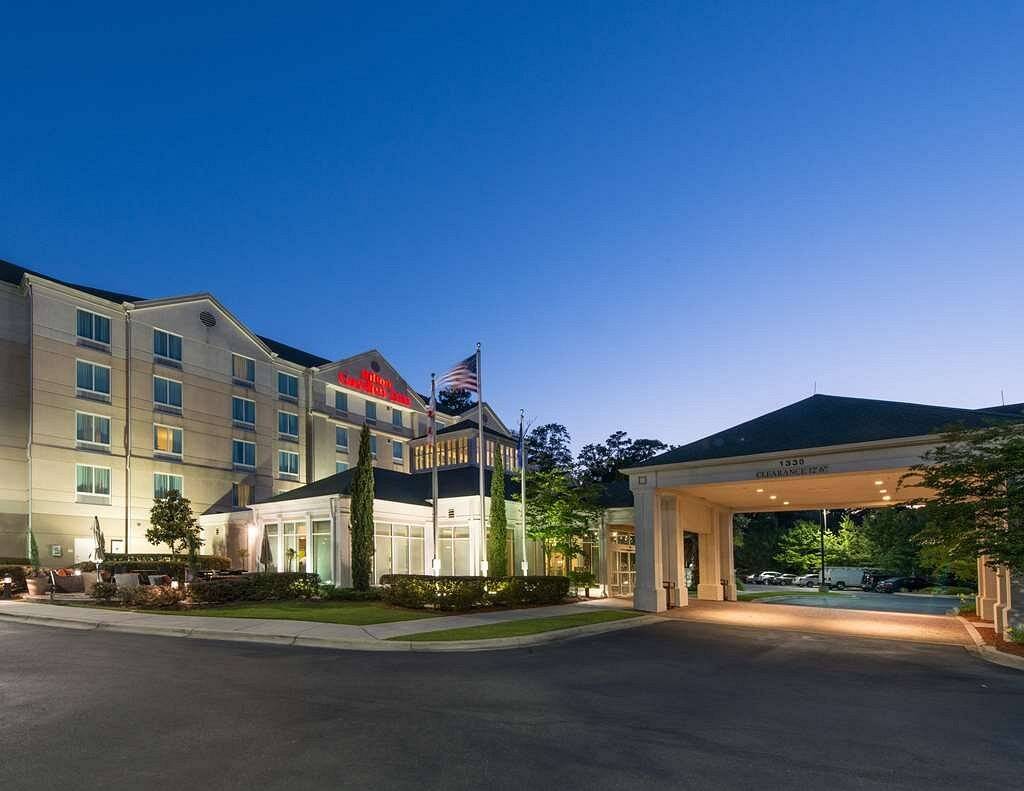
257,335,331,368
260,466,518,506
598,478,634,508
0,258,143,303
637,394,1024,469
436,419,510,440
977,403,1024,417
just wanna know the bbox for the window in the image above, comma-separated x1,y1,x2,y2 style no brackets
374,523,425,580
232,482,254,508
278,410,299,438
335,426,348,451
76,360,110,396
392,409,403,428
154,424,183,456
312,520,332,584
153,376,182,409
76,309,110,344
278,372,299,400
232,396,256,427
232,354,255,384
365,400,377,423
153,328,182,361
233,439,256,468
437,525,471,575
75,464,111,497
153,473,183,498
392,440,403,462
336,461,349,474
334,391,348,412
278,450,299,476
76,412,110,446
370,435,377,458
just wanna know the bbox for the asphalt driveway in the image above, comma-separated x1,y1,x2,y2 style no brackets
760,590,962,615
2,617,1021,790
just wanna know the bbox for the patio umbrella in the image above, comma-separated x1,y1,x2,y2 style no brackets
91,517,106,564
258,526,274,572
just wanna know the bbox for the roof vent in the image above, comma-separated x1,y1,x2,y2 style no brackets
200,311,217,328
370,360,381,372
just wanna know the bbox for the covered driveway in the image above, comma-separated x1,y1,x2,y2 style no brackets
622,394,1023,618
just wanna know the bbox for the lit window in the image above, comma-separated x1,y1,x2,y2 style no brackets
76,412,110,446
232,482,254,508
154,424,183,456
232,354,255,384
278,410,299,437
335,426,348,450
392,440,403,462
232,396,256,426
76,309,110,344
365,400,377,423
392,409,403,428
76,360,110,396
153,329,182,361
232,439,256,468
153,473,183,498
278,450,299,476
76,464,110,497
336,461,349,474
277,372,299,400
335,391,348,411
153,376,182,408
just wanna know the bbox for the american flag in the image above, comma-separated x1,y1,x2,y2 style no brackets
437,353,479,393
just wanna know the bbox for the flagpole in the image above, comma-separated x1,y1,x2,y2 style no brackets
519,408,528,576
476,342,487,577
430,373,439,576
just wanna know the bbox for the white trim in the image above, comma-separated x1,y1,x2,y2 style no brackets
75,357,112,397
75,307,113,345
75,462,112,499
277,448,300,477
232,395,257,428
277,370,300,399
231,352,256,384
152,326,184,362
74,410,111,448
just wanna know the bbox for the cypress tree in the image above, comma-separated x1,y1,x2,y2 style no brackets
488,446,509,576
350,425,375,590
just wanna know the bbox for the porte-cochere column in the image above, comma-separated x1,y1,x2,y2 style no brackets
631,478,666,612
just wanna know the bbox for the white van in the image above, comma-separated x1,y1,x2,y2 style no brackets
824,567,869,590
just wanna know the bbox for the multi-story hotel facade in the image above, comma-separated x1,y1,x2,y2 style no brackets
0,260,530,581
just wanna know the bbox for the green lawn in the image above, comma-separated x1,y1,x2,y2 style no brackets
133,600,439,626
392,609,641,642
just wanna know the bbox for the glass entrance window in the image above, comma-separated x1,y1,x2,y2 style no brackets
312,520,331,584
437,525,470,576
373,523,425,582
611,549,636,596
282,521,307,572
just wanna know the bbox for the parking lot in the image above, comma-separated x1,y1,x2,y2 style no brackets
745,585,962,616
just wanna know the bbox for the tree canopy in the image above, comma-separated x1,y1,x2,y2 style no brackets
576,430,669,484
525,423,573,472
516,468,601,573
437,386,474,413
147,489,203,558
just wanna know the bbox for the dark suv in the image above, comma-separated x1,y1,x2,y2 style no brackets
875,576,931,593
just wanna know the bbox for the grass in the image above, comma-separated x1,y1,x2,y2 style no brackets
81,600,439,626
392,609,641,642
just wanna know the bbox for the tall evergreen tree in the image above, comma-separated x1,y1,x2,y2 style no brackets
488,447,508,576
351,425,375,590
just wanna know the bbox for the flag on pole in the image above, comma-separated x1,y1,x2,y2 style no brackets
437,353,479,393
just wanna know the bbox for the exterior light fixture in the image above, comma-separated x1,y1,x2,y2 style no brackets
874,480,884,486
882,495,892,501
783,500,790,505
756,488,764,493
878,489,887,494
769,495,777,500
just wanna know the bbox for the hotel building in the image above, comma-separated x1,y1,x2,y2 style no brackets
0,260,538,583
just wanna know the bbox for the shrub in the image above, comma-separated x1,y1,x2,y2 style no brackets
92,581,118,601
188,572,320,604
101,554,231,577
379,575,570,611
1009,626,1024,645
317,585,381,602
957,593,976,616
567,569,597,595
0,564,29,592
116,586,185,609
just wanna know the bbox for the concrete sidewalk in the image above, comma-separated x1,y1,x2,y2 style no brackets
0,598,657,652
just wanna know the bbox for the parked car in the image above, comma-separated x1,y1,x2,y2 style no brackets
756,571,783,585
778,573,798,586
861,569,899,591
875,576,931,593
743,572,759,584
795,572,821,587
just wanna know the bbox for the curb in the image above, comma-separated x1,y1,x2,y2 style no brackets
957,616,1024,673
0,608,662,653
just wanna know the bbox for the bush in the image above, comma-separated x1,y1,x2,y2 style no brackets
1009,626,1024,645
957,593,976,616
379,575,570,611
0,557,31,566
116,586,185,609
101,554,231,578
188,572,320,605
317,585,381,601
567,569,597,595
92,581,118,601
0,564,29,592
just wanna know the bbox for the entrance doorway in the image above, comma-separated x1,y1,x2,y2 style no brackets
609,528,636,597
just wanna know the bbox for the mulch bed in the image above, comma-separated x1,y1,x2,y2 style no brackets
970,619,1024,658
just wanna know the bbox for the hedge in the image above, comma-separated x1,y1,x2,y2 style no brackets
379,575,571,611
100,554,232,576
0,557,31,566
188,572,320,604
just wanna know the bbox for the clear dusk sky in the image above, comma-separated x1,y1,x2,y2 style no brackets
3,3,1022,451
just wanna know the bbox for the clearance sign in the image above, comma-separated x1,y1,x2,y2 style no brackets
338,369,412,407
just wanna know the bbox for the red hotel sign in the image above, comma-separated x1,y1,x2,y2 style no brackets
338,369,412,407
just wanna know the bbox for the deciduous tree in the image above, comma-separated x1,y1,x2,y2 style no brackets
147,490,203,558
526,423,573,472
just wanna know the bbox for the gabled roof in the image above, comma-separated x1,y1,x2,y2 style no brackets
1,258,143,303
259,466,518,506
634,394,1024,469
258,335,331,368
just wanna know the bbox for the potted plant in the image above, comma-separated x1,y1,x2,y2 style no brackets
285,547,296,572
25,530,49,596
238,547,249,571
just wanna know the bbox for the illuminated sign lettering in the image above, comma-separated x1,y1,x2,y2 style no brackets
337,369,412,407
754,457,830,479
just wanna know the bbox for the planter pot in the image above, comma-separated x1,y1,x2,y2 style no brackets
80,571,99,595
26,577,51,596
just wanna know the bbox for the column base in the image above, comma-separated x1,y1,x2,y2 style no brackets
697,583,724,601
670,586,689,607
635,586,667,613
723,581,738,602
1002,608,1023,640
977,595,996,621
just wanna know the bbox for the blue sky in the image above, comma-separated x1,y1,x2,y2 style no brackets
3,2,1022,450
